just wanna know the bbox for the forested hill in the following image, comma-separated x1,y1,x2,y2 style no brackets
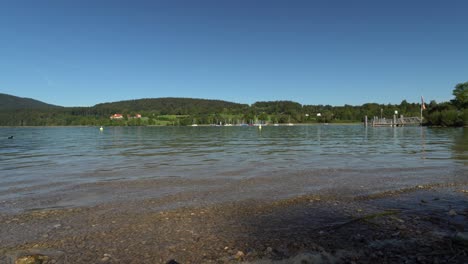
0,93,60,110
93,98,249,115
0,81,466,127
0,95,251,126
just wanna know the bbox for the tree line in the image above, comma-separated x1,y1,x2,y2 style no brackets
424,82,467,127
1,82,466,127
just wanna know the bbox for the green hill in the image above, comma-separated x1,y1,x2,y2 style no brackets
0,80,465,127
0,93,60,110
0,94,251,126
93,97,249,115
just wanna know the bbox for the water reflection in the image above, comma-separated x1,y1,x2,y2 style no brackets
420,126,426,161
0,125,465,197
452,127,468,164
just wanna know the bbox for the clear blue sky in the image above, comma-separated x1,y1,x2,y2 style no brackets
1,0,467,107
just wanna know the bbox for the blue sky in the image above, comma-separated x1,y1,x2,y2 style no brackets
1,0,467,107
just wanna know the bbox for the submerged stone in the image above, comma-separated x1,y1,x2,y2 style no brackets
15,254,48,264
7,248,64,264
235,250,245,260
454,232,468,246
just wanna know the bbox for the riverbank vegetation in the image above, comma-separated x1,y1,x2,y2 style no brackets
1,82,466,127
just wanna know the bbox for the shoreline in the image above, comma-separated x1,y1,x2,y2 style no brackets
0,123,364,128
1,184,467,264
2,123,466,128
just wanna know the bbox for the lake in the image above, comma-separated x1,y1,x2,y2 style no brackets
0,125,466,213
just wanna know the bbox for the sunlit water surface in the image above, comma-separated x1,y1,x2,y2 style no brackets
0,126,466,211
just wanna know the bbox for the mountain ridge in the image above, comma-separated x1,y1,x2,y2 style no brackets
0,93,61,110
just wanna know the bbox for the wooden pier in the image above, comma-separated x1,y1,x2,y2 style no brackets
364,115,422,127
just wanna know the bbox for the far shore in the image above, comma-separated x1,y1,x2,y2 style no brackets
0,122,377,128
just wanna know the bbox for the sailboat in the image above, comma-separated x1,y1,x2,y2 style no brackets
286,116,294,126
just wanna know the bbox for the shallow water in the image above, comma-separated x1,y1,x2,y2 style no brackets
0,125,466,212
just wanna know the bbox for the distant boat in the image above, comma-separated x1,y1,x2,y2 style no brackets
273,124,279,126
191,124,198,127
286,123,294,126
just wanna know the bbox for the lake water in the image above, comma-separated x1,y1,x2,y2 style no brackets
0,125,466,212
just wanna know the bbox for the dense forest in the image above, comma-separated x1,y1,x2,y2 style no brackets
1,82,466,127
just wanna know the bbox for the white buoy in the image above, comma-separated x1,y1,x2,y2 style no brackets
100,126,104,132
258,125,262,130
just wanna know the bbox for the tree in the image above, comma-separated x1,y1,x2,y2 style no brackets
258,112,268,123
452,82,468,109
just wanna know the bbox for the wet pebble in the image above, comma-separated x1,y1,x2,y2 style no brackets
396,218,405,223
15,254,49,264
100,253,112,262
235,250,245,260
454,232,468,245
397,225,407,230
417,255,426,263
448,209,457,216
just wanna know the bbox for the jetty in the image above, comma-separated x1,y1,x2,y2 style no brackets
364,115,422,127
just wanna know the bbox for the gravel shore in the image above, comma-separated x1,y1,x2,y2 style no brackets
1,183,467,264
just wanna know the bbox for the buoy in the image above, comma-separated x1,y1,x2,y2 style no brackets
99,126,104,132
258,125,262,130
